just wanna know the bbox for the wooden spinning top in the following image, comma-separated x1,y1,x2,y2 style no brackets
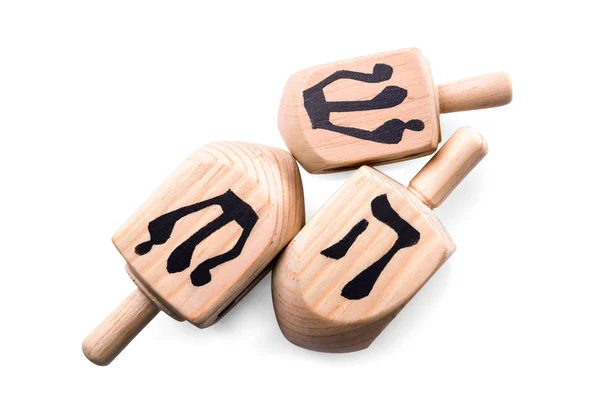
279,48,509,173
272,127,487,352
83,142,304,365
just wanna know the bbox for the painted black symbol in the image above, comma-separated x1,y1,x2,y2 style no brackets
135,190,258,287
321,194,420,300
303,63,425,144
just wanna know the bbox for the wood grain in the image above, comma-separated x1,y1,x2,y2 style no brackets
82,289,159,366
272,127,487,352
438,72,512,114
114,142,304,327
279,48,440,174
83,142,305,365
409,126,489,209
278,48,509,173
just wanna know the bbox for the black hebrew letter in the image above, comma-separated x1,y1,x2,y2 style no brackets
303,63,425,144
320,194,420,300
135,189,258,287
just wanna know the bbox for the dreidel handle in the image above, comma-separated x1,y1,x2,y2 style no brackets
409,127,488,209
82,288,159,366
438,72,512,113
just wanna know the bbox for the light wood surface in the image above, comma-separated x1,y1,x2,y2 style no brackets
438,72,512,113
82,289,159,366
272,127,487,352
278,48,508,173
409,126,489,209
83,142,305,365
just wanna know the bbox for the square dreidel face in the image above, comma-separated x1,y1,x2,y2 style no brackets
113,143,285,327
274,166,455,335
279,48,441,173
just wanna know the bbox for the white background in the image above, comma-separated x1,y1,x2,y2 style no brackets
1,1,598,398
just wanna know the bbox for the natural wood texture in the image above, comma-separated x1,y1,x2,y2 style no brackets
409,127,488,209
438,72,512,113
83,142,305,365
278,48,509,173
82,289,159,366
279,48,439,174
272,127,486,352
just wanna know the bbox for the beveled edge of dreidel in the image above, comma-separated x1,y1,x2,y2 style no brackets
272,126,488,353
277,47,507,174
83,142,305,366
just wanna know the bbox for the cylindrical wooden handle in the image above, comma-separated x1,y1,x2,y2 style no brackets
438,72,512,113
409,127,488,209
82,288,159,366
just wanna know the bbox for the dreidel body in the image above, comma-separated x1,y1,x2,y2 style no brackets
83,142,305,365
272,127,486,352
279,48,509,173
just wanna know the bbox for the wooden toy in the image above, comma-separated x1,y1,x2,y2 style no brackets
82,142,305,365
272,127,487,352
278,48,509,173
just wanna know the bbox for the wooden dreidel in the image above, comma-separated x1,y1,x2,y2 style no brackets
272,127,487,352
279,48,509,173
83,142,305,365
